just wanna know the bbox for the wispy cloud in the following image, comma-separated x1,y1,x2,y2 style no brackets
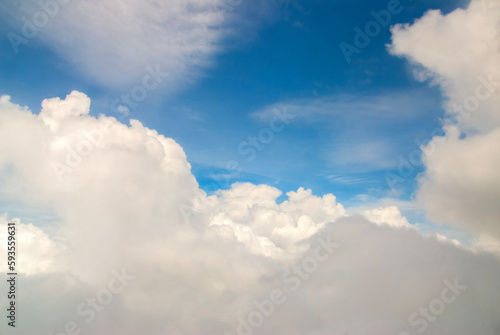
2,0,280,93
325,174,370,185
251,89,440,123
252,89,441,172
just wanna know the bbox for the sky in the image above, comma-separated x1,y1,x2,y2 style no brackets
0,0,500,334
0,0,467,206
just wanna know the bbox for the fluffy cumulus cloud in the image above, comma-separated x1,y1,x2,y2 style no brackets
390,0,500,242
362,205,412,228
2,0,278,91
200,184,345,258
1,89,500,334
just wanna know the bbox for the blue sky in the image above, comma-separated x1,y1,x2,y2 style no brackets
0,0,470,218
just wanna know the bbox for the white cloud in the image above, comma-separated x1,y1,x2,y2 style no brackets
251,90,441,172
417,126,500,238
362,205,412,228
472,232,500,255
0,216,67,275
203,184,345,254
3,0,278,92
390,0,500,240
0,91,500,334
390,1,500,132
252,90,439,123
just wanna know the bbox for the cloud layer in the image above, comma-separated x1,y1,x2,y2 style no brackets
3,0,278,92
1,87,499,334
390,0,500,241
1,0,500,334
